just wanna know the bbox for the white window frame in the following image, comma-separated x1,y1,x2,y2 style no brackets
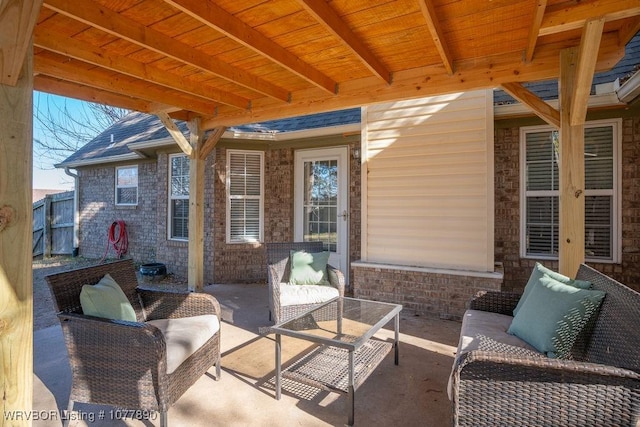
115,165,138,206
226,149,264,244
519,118,621,263
168,153,189,241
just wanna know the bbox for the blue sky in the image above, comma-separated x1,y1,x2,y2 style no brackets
33,93,95,190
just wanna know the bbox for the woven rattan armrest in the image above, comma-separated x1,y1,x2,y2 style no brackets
453,350,640,426
137,289,221,321
468,290,521,315
327,264,346,296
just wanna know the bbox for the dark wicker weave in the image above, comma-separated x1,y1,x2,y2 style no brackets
452,264,640,427
45,259,221,427
266,242,345,324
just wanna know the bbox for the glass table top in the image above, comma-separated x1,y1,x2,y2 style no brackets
272,297,402,350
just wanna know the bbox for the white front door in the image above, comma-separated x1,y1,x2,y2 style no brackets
294,147,349,283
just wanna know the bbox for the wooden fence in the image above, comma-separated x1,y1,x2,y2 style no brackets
33,191,74,257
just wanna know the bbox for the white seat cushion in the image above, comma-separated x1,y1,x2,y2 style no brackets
447,309,542,399
147,314,220,374
279,283,339,307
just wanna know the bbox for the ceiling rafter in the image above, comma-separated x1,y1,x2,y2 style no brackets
33,28,250,111
33,75,171,113
419,0,454,75
42,0,291,103
524,0,547,63
35,55,218,116
162,0,337,95
297,0,391,84
540,0,640,36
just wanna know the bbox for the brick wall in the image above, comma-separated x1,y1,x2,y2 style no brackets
353,263,503,320
78,161,158,263
494,111,640,293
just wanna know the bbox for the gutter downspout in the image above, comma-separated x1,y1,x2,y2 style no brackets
64,167,80,257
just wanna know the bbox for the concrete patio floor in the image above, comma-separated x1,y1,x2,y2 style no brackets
33,283,461,427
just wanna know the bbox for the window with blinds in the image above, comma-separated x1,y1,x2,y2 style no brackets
227,150,263,243
169,154,189,240
521,120,619,262
115,165,138,205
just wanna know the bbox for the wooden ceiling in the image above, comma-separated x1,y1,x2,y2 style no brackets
24,0,640,129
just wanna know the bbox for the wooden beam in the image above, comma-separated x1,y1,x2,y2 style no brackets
419,0,454,75
202,32,624,129
34,75,171,113
524,0,547,63
558,47,585,277
34,29,251,110
540,0,640,36
571,17,605,126
501,82,560,128
0,42,33,424
297,0,392,84
157,111,193,157
200,126,226,160
43,0,290,102
163,0,337,95
187,118,204,292
0,0,43,85
35,55,218,116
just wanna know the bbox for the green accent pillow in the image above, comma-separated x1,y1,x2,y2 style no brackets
289,250,331,286
514,262,592,316
507,275,605,358
80,274,137,321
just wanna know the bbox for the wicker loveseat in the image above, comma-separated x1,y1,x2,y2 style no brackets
450,263,640,426
45,259,221,427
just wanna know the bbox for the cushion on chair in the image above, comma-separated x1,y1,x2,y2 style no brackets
508,276,605,358
513,262,592,316
289,250,331,286
279,283,339,307
80,274,137,322
146,314,220,374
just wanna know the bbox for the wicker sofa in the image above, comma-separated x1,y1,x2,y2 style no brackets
450,263,640,426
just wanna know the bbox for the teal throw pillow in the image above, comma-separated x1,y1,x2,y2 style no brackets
80,274,137,321
507,276,605,358
513,262,592,316
289,250,330,286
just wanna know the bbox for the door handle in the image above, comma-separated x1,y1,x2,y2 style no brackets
337,210,349,221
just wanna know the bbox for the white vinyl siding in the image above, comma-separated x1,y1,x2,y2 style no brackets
362,90,494,272
115,165,138,205
169,154,189,240
521,119,620,262
226,150,264,243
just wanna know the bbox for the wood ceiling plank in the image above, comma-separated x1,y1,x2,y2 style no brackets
619,15,640,43
163,0,338,94
35,54,218,116
571,17,605,126
0,0,44,85
540,0,640,36
43,0,291,102
419,0,454,75
297,0,392,84
525,0,548,63
202,31,624,129
34,74,168,112
501,81,560,128
34,28,251,109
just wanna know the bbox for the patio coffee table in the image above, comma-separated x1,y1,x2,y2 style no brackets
273,297,402,426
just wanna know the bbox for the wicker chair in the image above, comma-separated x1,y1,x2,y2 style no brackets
266,241,345,324
451,264,640,426
45,259,221,427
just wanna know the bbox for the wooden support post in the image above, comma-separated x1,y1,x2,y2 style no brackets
558,47,585,277
0,47,33,424
187,118,205,292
